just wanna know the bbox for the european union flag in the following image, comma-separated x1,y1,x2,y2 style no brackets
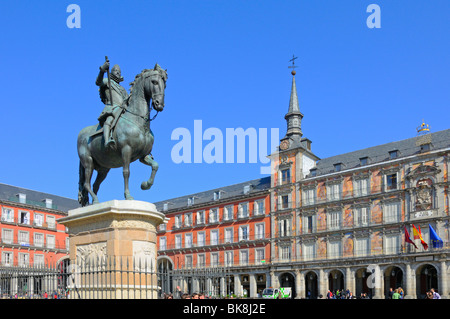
429,224,443,248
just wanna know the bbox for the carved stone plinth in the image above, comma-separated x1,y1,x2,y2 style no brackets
59,200,168,299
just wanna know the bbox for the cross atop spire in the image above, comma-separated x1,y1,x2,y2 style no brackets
288,55,298,75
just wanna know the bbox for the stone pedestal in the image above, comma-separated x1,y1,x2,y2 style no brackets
58,200,168,299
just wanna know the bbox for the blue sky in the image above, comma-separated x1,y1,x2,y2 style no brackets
0,1,449,204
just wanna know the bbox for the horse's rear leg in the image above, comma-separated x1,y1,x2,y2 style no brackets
93,168,110,195
139,155,159,190
82,159,99,205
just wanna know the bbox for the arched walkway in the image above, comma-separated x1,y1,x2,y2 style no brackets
384,265,403,298
304,271,318,299
328,269,344,294
416,263,439,299
278,272,295,298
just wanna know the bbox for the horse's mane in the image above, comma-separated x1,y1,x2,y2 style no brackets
128,64,168,96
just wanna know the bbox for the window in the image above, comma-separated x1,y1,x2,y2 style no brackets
213,191,221,200
239,225,249,241
354,207,369,227
255,248,265,264
302,188,315,205
360,157,368,166
34,233,44,247
281,169,291,185
19,211,30,225
328,210,341,230
175,234,182,249
355,237,369,257
211,253,219,266
174,215,182,228
34,213,44,227
18,253,29,267
185,233,193,248
334,163,342,172
209,208,219,223
278,218,291,237
254,199,265,215
2,251,13,266
184,213,193,227
386,173,398,191
255,223,265,239
310,168,317,177
224,205,234,221
159,237,167,250
34,254,45,266
17,193,26,204
389,150,398,159
210,230,219,245
328,240,341,259
46,235,55,249
163,203,168,211
240,250,249,265
303,215,314,234
354,178,369,197
2,229,13,244
385,234,400,254
243,185,251,194
327,183,341,201
47,215,56,229
421,144,431,152
197,232,205,247
44,198,53,209
185,255,193,268
238,202,249,218
198,254,206,268
224,228,233,243
187,197,195,206
2,208,14,222
327,211,341,230
280,245,291,261
279,194,290,209
18,231,29,246
196,210,205,225
303,242,315,261
384,201,400,223
225,251,233,266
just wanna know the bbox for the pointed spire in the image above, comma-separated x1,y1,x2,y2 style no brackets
284,61,303,137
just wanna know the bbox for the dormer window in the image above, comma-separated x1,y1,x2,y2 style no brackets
334,163,342,172
17,193,26,204
389,150,398,160
310,168,317,177
360,157,368,166
420,143,431,152
187,197,195,206
213,191,222,200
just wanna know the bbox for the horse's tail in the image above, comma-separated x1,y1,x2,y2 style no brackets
78,161,89,206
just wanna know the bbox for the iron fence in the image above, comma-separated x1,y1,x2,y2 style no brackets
0,256,174,299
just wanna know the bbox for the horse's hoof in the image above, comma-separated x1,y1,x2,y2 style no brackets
141,181,152,190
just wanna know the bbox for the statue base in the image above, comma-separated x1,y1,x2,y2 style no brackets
59,200,168,299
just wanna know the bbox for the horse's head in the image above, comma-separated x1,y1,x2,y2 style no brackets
145,64,167,112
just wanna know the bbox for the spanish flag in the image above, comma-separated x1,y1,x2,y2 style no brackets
412,224,428,250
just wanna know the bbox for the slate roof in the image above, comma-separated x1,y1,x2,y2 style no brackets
0,183,80,213
309,129,450,178
154,176,271,213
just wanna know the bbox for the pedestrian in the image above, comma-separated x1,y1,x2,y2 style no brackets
398,287,404,299
392,289,401,299
388,288,394,299
430,288,441,299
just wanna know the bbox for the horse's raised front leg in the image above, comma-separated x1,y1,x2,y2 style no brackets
139,154,159,190
122,145,134,200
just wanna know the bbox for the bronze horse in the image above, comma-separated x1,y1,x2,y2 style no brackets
77,64,167,206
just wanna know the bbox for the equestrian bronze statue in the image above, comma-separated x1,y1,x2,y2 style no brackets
77,59,168,206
